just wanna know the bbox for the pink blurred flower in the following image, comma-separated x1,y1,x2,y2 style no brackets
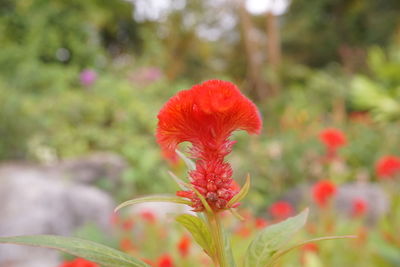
80,69,97,86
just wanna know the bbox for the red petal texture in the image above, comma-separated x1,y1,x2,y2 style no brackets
156,80,262,161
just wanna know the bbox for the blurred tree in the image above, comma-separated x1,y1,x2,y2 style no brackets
282,0,400,69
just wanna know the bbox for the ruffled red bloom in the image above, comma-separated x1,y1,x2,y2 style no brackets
177,235,191,258
352,198,368,217
312,180,337,207
157,80,262,212
319,128,346,149
269,201,294,220
375,155,400,178
58,258,98,267
157,254,174,267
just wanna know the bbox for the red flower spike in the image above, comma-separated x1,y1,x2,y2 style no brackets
376,155,400,178
312,180,337,208
177,235,191,258
157,80,262,212
269,201,294,220
58,258,99,267
157,254,174,267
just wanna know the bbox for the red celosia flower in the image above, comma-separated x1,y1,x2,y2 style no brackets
120,238,136,252
156,80,262,212
177,235,191,258
235,224,251,238
269,201,294,220
352,198,368,217
157,254,174,267
319,128,346,160
140,210,156,223
312,180,337,207
375,155,400,178
122,218,135,231
301,243,319,254
319,128,346,149
58,258,98,267
255,218,268,229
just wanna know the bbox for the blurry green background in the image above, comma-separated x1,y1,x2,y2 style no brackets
1,0,400,265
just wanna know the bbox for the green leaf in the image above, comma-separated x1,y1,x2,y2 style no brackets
243,208,309,267
227,174,250,208
269,235,357,265
175,149,196,170
176,214,214,255
115,194,192,212
0,235,150,267
223,229,237,267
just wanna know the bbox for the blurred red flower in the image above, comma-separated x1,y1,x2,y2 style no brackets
319,128,347,149
352,198,368,217
122,218,135,231
177,235,191,258
269,201,294,220
58,258,98,267
312,180,337,207
301,242,319,254
140,210,156,224
157,254,174,267
157,80,262,212
375,155,400,178
120,237,135,252
255,218,268,229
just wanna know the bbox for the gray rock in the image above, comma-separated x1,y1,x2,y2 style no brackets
335,182,390,225
0,162,115,267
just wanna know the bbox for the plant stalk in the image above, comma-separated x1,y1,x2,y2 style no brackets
206,211,228,267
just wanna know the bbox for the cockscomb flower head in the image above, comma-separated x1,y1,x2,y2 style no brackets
156,80,262,212
375,155,400,178
319,128,347,149
312,180,337,208
319,128,346,160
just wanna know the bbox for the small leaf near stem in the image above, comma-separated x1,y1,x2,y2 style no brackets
227,174,250,208
243,208,309,267
175,149,196,170
176,214,215,256
115,195,192,212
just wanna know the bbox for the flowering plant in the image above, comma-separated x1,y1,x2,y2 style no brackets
0,80,353,267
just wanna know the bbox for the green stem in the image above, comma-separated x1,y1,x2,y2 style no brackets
206,212,228,267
